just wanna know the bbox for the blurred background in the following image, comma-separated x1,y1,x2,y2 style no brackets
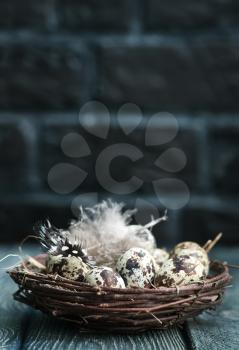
0,0,239,246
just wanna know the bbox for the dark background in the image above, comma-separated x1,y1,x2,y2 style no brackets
0,0,239,245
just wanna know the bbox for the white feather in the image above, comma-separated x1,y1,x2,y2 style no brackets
68,200,167,266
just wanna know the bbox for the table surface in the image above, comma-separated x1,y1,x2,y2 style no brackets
0,245,239,350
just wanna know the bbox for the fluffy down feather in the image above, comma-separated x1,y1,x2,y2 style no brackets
35,200,167,267
69,200,167,266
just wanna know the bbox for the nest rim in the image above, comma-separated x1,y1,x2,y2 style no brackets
8,254,232,333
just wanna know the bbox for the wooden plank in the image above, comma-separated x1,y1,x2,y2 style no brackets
22,313,187,350
0,244,38,350
185,248,239,350
0,245,27,350
0,244,187,349
18,247,187,350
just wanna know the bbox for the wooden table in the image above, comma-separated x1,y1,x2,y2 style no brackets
0,245,238,350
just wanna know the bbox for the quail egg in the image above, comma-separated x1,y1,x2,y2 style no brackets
46,254,90,281
85,266,125,288
116,247,156,288
171,241,209,275
155,254,207,287
171,241,202,255
153,248,169,266
173,248,209,275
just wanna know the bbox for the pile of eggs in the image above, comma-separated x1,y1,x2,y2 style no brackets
46,240,210,289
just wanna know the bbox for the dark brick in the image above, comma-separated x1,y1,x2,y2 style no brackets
98,40,239,112
0,200,72,242
40,115,199,199
0,0,54,30
0,194,178,244
40,120,98,193
0,123,27,193
0,40,93,110
119,122,199,194
145,0,239,31
57,0,129,32
210,125,239,194
181,205,239,245
40,119,133,194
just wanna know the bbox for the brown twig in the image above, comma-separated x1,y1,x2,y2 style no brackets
203,240,212,250
204,233,223,253
225,263,239,270
7,254,232,333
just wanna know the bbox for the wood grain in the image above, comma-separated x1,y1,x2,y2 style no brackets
0,245,25,350
2,244,239,350
22,314,187,350
1,244,187,350
186,248,239,350
0,245,38,350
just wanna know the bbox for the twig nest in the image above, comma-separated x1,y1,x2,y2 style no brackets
171,241,209,275
153,248,169,272
46,255,90,281
155,255,207,287
85,267,125,288
116,247,156,288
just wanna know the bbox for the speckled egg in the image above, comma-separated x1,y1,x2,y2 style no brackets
153,248,169,274
171,241,202,256
153,248,169,266
171,241,209,275
155,255,207,287
173,248,209,275
46,254,90,281
116,247,156,288
85,267,125,288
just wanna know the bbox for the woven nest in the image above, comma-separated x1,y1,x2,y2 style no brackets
9,254,232,333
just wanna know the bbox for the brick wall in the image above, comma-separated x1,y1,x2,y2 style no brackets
0,0,238,245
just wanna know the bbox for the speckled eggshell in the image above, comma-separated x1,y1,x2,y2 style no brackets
173,248,209,275
85,267,125,288
46,254,90,281
155,255,207,287
153,249,169,270
116,247,156,288
171,241,202,256
46,254,62,273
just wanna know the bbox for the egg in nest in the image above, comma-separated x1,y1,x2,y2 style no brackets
85,267,125,288
171,241,202,255
153,248,169,273
116,247,156,288
171,241,209,275
46,255,90,281
173,248,209,275
155,254,207,287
